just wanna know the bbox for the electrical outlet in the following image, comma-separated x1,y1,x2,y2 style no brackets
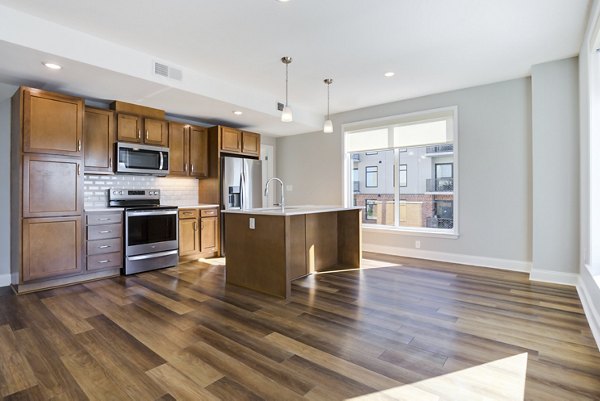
415,240,421,249
249,217,255,230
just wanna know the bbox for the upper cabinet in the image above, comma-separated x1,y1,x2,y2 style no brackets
84,107,115,174
22,87,84,156
143,117,169,146
168,122,208,178
218,126,260,157
112,101,168,147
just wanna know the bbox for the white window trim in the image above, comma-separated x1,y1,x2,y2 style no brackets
341,106,459,239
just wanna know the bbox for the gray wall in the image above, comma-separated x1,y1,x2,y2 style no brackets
277,78,532,264
0,97,11,285
532,57,580,274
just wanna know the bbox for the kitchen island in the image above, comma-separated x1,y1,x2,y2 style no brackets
222,206,362,298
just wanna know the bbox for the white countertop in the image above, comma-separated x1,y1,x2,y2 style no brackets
221,205,361,216
177,204,220,209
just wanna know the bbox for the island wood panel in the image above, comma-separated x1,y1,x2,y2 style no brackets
337,209,362,268
305,212,338,273
224,213,289,298
287,215,307,280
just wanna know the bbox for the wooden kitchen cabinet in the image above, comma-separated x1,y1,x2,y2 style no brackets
200,216,218,252
169,123,208,178
116,114,169,146
220,127,242,153
22,87,84,156
217,126,260,157
144,117,169,146
241,131,260,156
189,126,208,177
84,107,115,174
178,208,218,261
22,217,82,282
22,154,83,218
116,113,142,143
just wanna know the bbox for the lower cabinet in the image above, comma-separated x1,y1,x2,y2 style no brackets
179,208,219,261
85,211,123,271
22,217,83,281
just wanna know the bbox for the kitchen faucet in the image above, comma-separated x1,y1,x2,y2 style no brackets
264,177,285,212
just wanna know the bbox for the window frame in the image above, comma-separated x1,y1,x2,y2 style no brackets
365,199,377,221
365,166,378,188
341,106,459,239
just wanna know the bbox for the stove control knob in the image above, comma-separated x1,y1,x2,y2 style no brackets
112,191,117,195
119,191,123,195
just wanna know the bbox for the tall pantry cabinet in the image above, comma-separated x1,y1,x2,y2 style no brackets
11,87,86,292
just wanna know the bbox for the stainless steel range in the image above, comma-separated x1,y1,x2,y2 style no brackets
109,189,178,275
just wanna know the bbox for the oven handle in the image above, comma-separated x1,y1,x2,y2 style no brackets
127,250,178,261
126,210,178,217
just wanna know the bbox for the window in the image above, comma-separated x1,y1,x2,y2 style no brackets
365,166,378,187
352,168,359,193
399,164,407,187
365,199,377,220
345,107,457,234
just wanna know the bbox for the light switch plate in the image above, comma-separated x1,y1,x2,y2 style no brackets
249,217,255,230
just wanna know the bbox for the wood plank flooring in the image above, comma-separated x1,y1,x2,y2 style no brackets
0,252,599,400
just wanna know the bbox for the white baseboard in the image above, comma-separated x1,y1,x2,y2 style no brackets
0,273,11,287
529,269,579,286
578,265,600,351
363,244,532,273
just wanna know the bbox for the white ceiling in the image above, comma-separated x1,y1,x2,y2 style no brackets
0,0,590,136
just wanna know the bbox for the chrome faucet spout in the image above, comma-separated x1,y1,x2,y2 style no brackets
264,177,285,212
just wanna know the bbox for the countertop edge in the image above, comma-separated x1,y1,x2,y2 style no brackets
221,206,361,216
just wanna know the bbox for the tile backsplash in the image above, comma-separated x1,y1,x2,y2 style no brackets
84,175,200,208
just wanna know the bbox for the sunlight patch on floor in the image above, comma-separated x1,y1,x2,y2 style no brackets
198,257,226,266
347,353,528,401
312,259,402,275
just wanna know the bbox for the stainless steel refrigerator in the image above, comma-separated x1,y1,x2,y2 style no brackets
220,156,263,254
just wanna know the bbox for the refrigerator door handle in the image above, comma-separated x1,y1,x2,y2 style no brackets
240,163,247,210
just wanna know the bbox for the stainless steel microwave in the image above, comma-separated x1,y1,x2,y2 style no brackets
116,142,169,176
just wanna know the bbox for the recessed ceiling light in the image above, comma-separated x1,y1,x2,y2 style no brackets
233,110,243,116
276,0,290,2
384,72,395,77
43,62,62,70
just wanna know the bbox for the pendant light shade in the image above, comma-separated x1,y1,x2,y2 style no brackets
323,78,333,133
281,57,293,122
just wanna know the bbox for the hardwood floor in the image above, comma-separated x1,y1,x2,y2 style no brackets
0,252,599,400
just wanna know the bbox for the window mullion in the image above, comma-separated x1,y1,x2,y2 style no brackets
394,148,400,227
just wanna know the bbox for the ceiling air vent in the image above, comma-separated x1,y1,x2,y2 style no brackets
153,61,183,81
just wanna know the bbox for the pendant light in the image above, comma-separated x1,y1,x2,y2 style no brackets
281,57,293,122
323,78,333,133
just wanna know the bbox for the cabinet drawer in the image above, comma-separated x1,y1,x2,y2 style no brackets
87,213,122,225
87,252,122,271
87,238,122,256
179,209,199,219
200,208,218,217
87,224,121,240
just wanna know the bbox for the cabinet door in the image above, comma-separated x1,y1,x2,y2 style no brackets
201,216,218,252
117,113,141,143
168,122,189,176
179,218,200,256
84,108,115,173
23,154,82,218
144,118,169,146
22,217,82,282
23,88,83,156
242,131,260,156
189,126,208,178
220,127,241,153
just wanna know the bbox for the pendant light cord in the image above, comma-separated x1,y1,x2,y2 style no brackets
285,63,289,106
327,83,330,119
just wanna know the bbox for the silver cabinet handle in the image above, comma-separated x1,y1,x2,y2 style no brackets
137,129,141,139
77,164,81,176
193,222,197,231
191,164,194,172
77,139,81,151
98,218,110,221
98,245,110,249
146,130,149,140
98,260,110,264
99,230,111,234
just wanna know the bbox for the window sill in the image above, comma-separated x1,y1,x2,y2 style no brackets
362,224,460,239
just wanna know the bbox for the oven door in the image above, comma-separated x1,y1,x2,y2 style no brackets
125,209,178,256
116,143,169,176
